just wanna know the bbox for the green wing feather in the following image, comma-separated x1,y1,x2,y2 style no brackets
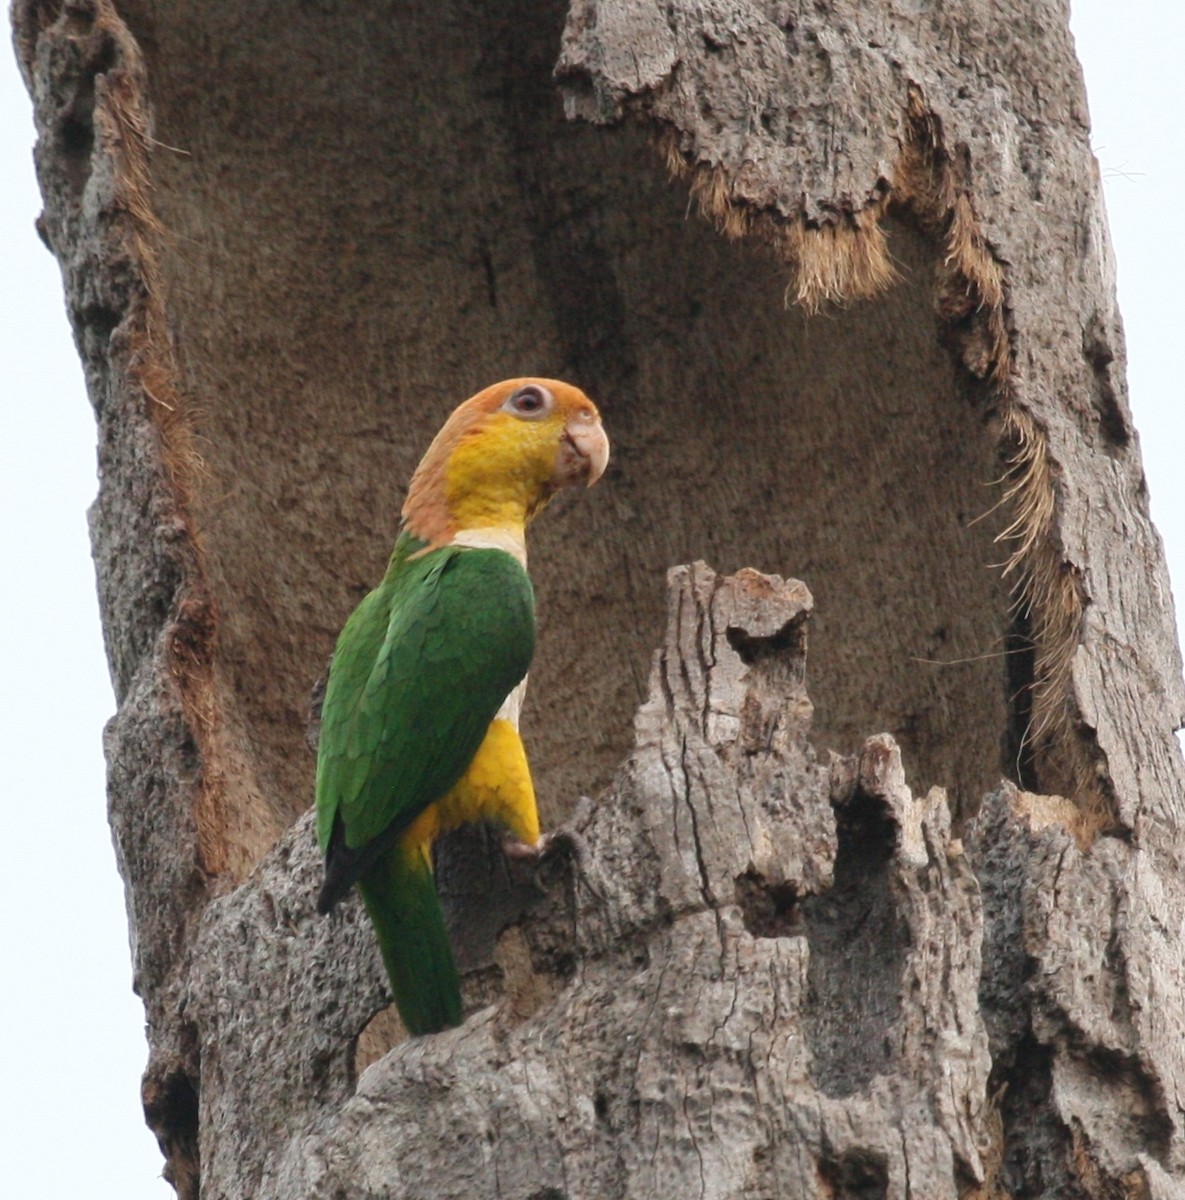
315,537,535,908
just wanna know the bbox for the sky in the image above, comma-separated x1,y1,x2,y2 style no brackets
1,4,1182,1197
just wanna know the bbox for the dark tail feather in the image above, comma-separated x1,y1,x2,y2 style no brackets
357,844,462,1036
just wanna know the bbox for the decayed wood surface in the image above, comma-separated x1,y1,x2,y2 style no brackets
186,565,986,1197
13,0,1185,1196
174,565,1185,1197
559,0,1185,834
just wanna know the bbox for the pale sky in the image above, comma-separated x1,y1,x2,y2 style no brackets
2,4,1182,1196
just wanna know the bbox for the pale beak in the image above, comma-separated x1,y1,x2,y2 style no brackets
558,414,610,488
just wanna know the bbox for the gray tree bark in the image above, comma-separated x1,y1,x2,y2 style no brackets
13,0,1185,1196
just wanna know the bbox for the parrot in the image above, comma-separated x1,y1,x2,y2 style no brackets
314,378,609,1036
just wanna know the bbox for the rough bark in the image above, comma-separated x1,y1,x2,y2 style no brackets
187,564,1002,1198
12,0,1185,1196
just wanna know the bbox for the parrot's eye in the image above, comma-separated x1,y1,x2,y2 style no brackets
505,384,553,419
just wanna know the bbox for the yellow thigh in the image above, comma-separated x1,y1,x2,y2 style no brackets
435,719,540,846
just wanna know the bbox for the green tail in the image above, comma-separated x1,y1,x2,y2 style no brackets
358,844,462,1036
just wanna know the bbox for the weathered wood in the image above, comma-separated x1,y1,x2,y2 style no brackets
13,0,1185,1195
561,0,1185,843
185,565,992,1198
970,787,1185,1196
114,564,1185,1198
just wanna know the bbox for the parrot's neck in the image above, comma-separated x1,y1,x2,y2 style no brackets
402,411,560,561
393,517,528,568
450,524,527,566
402,461,533,567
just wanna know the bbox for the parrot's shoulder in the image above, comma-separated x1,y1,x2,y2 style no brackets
326,541,533,681
385,534,531,593
383,541,534,640
314,537,535,858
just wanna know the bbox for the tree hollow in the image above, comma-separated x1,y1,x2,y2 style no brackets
127,0,1011,875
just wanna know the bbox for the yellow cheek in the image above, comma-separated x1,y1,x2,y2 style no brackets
444,416,559,528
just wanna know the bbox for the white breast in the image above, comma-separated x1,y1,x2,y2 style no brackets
450,526,527,566
497,676,529,729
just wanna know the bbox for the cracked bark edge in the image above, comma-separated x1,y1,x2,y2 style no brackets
11,2,225,1191
969,785,1185,1196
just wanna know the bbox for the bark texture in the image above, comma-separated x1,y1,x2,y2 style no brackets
12,0,1185,1195
186,565,1002,1198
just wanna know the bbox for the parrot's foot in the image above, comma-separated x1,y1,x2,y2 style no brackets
502,831,573,861
501,833,550,861
538,803,595,863
501,797,594,866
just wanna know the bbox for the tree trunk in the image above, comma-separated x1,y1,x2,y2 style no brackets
13,0,1185,1196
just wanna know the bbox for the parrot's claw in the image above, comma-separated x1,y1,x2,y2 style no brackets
502,796,595,865
546,796,596,863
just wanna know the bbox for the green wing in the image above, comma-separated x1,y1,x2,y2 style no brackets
315,541,535,905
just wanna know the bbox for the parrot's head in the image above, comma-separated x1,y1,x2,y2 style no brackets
402,378,609,554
